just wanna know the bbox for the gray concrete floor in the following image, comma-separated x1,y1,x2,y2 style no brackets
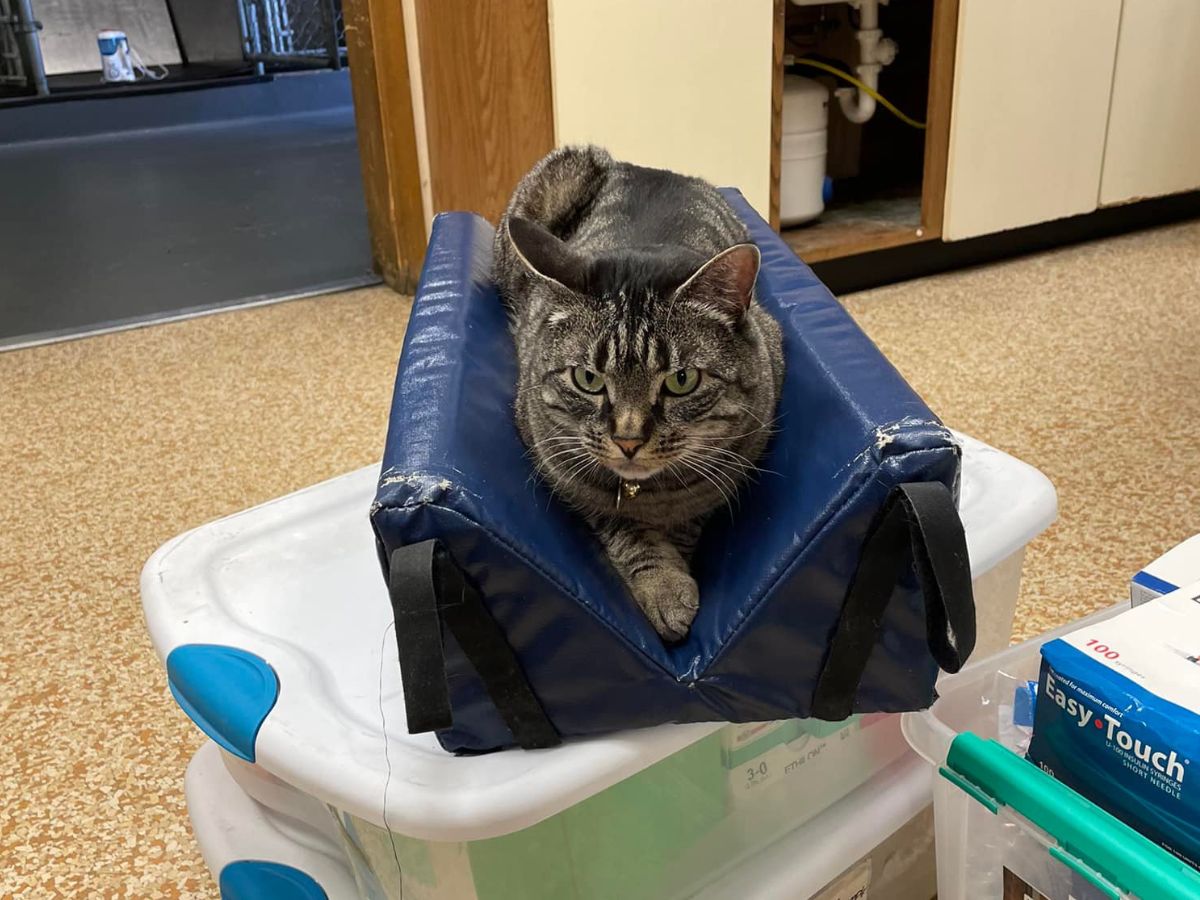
0,77,376,347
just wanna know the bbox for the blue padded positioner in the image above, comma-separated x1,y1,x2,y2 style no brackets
372,189,964,752
167,644,279,763
219,861,328,900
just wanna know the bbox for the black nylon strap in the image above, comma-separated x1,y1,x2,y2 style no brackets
387,540,561,750
389,541,453,734
810,482,976,721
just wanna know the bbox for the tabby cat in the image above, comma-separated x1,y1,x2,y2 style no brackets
494,146,785,641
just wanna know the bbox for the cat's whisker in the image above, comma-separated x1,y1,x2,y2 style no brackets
684,453,741,498
685,442,780,479
529,436,582,449
554,460,592,488
678,459,735,518
557,450,599,482
523,436,580,465
539,445,591,465
711,401,782,435
725,399,773,428
662,458,696,495
677,452,736,513
704,454,756,475
705,456,763,488
681,455,749,487
558,456,602,496
525,463,549,489
695,421,777,442
538,450,593,509
687,459,745,512
681,444,744,479
525,451,576,472
687,441,756,464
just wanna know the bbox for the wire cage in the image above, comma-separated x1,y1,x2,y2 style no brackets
0,0,47,95
237,0,345,70
0,0,24,86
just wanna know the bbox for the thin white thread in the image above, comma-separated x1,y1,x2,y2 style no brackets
127,43,168,80
377,620,405,896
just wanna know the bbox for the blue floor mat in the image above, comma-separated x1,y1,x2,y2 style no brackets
0,72,376,347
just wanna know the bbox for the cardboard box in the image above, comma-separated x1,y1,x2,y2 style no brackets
1028,582,1200,868
1131,534,1200,606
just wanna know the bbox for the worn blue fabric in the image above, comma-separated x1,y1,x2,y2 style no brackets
371,190,960,752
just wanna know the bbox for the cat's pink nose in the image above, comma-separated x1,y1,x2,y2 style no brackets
613,437,645,458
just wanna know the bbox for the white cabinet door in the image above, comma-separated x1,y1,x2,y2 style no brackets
548,0,775,220
1101,0,1200,205
943,0,1122,240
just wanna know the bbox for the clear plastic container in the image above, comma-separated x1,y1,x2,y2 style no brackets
903,604,1200,900
144,433,1057,899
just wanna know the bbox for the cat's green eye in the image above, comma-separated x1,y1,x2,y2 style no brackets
571,366,606,394
663,368,701,396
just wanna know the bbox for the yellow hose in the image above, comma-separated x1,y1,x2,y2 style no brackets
790,58,927,130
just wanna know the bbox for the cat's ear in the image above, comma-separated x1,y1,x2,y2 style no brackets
506,217,587,293
673,243,760,325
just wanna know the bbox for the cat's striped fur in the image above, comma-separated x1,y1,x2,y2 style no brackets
494,146,784,641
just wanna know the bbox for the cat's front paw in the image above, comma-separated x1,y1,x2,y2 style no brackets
631,567,700,642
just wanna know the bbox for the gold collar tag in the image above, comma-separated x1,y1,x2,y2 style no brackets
616,480,640,508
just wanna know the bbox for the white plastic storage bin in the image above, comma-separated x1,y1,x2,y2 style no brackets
902,606,1200,900
780,75,829,226
185,741,360,898
693,754,936,900
142,432,1055,899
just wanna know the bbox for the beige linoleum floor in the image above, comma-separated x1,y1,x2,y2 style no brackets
3,221,1199,897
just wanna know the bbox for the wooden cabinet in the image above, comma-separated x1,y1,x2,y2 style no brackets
1100,0,1200,205
551,0,958,261
345,0,1200,287
946,0,1200,236
942,0,1123,240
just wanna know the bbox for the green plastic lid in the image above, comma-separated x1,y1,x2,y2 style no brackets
942,733,1200,900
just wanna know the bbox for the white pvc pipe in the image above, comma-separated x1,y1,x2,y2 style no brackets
835,0,887,125
836,74,877,124
858,0,879,30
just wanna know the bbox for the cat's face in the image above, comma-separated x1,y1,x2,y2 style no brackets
508,218,763,489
